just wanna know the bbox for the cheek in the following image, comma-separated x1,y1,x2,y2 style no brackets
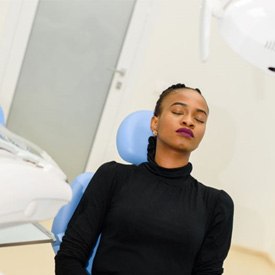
197,126,206,140
157,117,173,133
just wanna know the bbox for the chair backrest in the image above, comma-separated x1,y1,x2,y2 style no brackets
51,110,153,274
51,172,95,272
51,172,94,253
0,107,5,125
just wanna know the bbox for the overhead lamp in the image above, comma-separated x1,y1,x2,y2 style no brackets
200,0,275,74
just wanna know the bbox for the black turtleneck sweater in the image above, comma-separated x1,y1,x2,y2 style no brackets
55,160,233,275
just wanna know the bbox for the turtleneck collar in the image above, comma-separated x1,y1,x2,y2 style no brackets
145,159,193,179
145,136,193,179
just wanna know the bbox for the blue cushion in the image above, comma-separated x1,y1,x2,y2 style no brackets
51,172,93,251
0,107,5,125
116,110,153,164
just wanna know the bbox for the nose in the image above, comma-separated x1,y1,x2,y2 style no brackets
181,114,194,128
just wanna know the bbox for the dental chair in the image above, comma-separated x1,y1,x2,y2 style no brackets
51,110,153,274
0,107,4,125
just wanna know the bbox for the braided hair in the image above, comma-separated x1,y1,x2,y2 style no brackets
153,83,202,116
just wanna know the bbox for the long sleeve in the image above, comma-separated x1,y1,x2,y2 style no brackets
55,161,118,275
192,190,234,275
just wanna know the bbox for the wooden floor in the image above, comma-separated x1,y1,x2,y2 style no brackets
224,246,275,275
1,221,275,274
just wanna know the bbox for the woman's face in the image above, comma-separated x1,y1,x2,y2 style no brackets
151,88,209,154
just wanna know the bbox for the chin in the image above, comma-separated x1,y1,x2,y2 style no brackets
179,145,198,154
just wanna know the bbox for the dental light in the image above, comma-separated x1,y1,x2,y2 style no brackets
0,124,72,226
200,0,275,74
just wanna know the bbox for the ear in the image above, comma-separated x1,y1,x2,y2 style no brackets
150,116,158,132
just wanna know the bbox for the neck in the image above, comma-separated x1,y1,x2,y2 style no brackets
154,146,190,169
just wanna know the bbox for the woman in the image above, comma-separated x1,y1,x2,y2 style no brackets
55,83,234,275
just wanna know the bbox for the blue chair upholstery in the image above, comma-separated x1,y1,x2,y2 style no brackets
51,172,95,271
51,110,153,274
116,110,153,164
0,107,5,125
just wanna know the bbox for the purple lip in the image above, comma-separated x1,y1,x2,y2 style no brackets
176,128,194,138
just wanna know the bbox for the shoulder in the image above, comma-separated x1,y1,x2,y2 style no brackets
216,190,234,210
96,161,120,170
214,190,234,218
207,190,234,238
194,179,234,215
94,161,138,180
85,161,137,193
196,178,233,203
204,185,234,223
97,161,137,172
195,182,234,233
207,185,234,212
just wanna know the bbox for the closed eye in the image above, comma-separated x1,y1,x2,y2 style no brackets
195,117,206,123
172,111,184,115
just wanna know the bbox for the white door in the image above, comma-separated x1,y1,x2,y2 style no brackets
4,0,153,181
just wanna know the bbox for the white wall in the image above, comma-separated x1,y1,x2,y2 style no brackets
1,0,275,273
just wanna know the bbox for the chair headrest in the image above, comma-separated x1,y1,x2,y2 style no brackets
116,110,153,165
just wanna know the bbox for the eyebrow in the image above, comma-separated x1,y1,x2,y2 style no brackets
170,102,208,116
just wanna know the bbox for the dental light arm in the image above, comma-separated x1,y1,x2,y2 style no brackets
200,0,230,61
